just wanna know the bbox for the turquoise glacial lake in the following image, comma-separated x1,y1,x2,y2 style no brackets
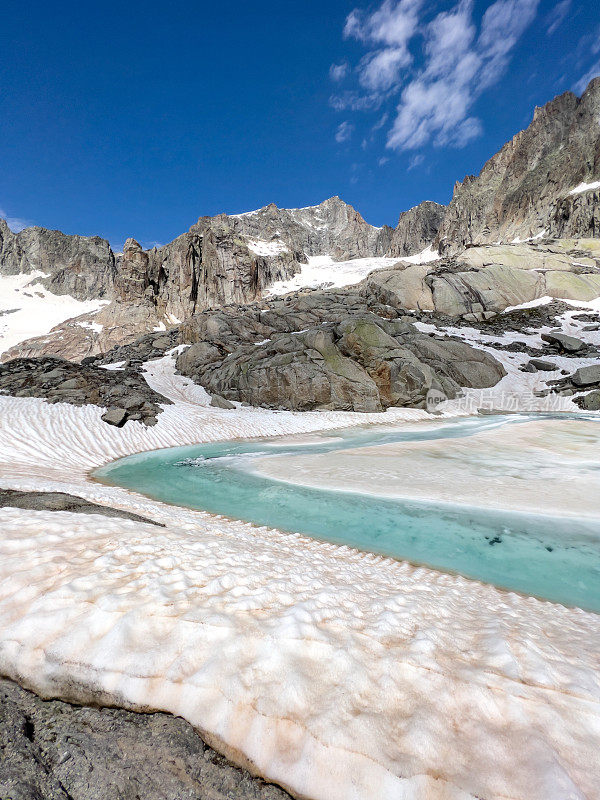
95,414,600,613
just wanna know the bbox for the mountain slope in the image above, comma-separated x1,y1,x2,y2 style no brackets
388,201,446,258
436,77,600,254
0,198,397,359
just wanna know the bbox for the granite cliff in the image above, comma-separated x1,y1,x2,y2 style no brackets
388,201,445,258
436,78,600,254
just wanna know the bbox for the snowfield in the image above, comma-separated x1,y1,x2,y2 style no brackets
0,271,108,355
0,352,599,800
268,248,440,296
268,255,400,294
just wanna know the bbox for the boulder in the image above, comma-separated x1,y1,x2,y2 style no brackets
576,390,600,410
210,394,235,409
529,359,558,371
572,365,600,386
541,332,586,352
101,407,128,427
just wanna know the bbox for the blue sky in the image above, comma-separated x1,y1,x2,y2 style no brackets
0,0,598,249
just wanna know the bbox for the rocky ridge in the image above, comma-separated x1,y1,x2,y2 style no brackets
436,78,600,254
0,198,403,360
2,78,600,368
388,201,445,258
0,219,116,300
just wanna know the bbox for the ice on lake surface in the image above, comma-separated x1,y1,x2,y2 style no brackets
96,414,600,613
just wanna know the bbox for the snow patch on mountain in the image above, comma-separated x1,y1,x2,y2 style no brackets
247,239,291,257
569,180,600,195
267,255,399,294
0,272,108,356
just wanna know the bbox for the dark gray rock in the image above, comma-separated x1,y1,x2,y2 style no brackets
0,490,162,526
0,677,291,800
575,389,600,410
572,364,600,386
0,356,171,425
541,332,586,353
529,359,558,371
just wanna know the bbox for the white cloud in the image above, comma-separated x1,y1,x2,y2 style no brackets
572,24,600,94
0,208,32,233
358,47,412,92
573,62,600,95
336,0,540,152
330,62,349,82
329,91,382,111
372,112,389,132
335,121,355,143
477,0,540,89
407,153,424,170
345,0,422,91
546,0,571,35
344,0,422,47
349,162,363,184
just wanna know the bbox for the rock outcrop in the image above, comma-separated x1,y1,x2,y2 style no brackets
0,356,172,425
0,219,116,300
364,240,600,319
550,185,600,239
388,201,445,257
173,290,505,412
0,677,291,800
436,77,600,254
0,489,162,525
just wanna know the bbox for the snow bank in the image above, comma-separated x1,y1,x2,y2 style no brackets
0,356,599,800
399,245,440,264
